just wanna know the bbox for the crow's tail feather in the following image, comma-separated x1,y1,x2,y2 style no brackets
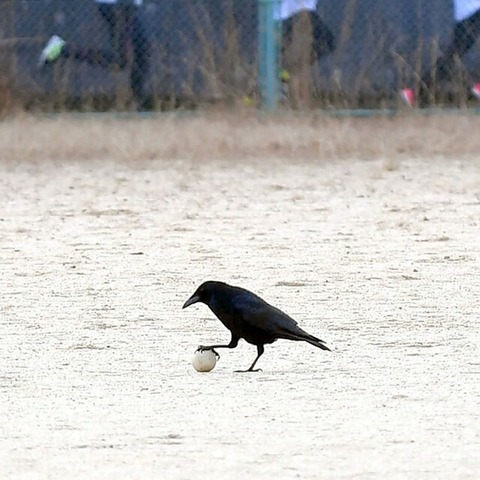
278,329,331,351
303,335,331,351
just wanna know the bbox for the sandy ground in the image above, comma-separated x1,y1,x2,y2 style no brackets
0,114,479,479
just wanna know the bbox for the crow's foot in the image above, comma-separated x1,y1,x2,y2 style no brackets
196,346,220,359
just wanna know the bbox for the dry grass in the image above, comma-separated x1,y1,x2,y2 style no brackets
1,112,480,163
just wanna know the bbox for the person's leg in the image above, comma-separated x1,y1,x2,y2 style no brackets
98,3,128,69
309,11,335,62
282,11,315,108
419,9,480,102
435,10,480,79
127,6,150,104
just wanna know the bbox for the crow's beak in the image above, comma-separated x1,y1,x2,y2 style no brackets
182,294,200,309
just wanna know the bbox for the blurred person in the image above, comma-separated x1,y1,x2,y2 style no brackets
39,0,150,110
401,0,480,107
276,0,335,108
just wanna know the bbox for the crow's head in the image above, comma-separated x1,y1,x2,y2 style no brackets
182,281,222,308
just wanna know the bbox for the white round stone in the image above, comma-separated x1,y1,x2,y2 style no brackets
192,349,217,372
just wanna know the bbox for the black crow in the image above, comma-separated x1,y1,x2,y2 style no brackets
183,281,331,372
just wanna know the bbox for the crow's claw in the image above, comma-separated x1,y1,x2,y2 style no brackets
196,346,220,359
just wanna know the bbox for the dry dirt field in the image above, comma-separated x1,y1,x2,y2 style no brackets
1,113,479,479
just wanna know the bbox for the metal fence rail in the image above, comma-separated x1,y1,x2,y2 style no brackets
0,0,479,112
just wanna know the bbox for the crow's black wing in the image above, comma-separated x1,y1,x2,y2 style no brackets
231,291,330,350
231,292,299,333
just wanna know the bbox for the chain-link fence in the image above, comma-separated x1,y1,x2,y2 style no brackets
1,0,479,112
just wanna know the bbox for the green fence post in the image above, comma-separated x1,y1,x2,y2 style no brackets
258,0,280,111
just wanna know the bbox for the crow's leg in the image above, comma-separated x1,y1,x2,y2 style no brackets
235,344,264,373
197,335,239,359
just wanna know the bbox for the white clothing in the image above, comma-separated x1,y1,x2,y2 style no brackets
95,0,143,6
275,0,318,21
454,0,480,21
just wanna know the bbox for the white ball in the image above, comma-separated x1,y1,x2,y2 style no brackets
192,349,217,372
